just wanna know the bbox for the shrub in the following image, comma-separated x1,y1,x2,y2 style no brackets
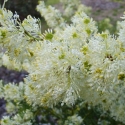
0,0,125,125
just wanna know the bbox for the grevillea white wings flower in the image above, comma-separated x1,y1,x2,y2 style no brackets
23,11,97,107
24,40,84,106
0,8,42,70
80,32,125,122
2,0,125,124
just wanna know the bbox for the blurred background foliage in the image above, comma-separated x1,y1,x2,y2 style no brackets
0,0,40,20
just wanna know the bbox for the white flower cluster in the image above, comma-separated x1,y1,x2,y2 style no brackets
1,110,33,125
36,1,65,29
0,8,42,70
23,11,97,107
36,0,91,31
64,114,83,125
1,0,125,124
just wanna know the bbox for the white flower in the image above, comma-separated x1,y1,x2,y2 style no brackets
64,114,83,125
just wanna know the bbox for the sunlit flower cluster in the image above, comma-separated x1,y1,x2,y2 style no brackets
1,0,125,124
